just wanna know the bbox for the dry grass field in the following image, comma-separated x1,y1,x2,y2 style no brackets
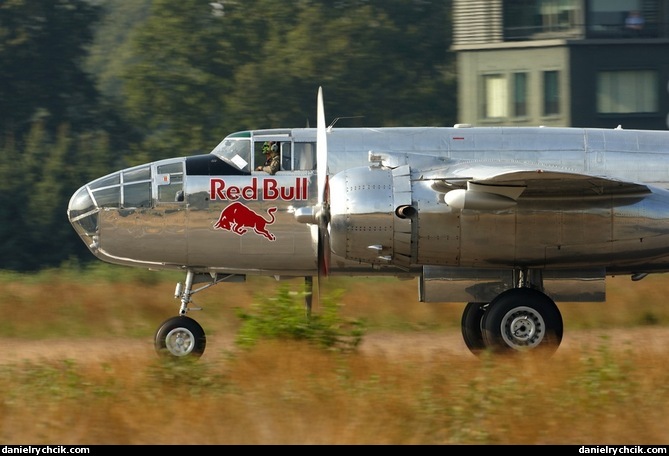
1,267,669,444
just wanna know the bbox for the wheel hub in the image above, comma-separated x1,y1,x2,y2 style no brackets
501,306,545,349
165,328,195,356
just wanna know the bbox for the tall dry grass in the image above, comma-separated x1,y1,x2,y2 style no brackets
1,267,669,444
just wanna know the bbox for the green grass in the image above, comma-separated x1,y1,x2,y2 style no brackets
1,336,668,444
4,264,669,339
2,265,669,443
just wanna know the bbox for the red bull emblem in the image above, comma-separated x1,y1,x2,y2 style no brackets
213,201,277,241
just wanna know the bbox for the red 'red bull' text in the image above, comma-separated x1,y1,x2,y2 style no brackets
210,177,309,201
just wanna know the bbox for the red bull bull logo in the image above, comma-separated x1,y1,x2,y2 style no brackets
213,201,277,241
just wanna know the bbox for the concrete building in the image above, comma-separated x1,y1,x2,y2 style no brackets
451,0,669,130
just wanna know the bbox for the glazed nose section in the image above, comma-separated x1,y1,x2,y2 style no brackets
67,185,100,253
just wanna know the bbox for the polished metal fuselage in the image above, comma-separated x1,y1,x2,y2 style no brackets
68,126,669,301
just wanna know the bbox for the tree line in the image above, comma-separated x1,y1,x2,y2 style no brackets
0,0,456,271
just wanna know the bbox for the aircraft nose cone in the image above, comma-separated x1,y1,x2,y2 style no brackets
67,185,100,251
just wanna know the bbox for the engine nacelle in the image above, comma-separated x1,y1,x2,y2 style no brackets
329,165,412,265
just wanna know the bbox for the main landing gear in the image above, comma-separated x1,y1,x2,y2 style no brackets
460,270,564,356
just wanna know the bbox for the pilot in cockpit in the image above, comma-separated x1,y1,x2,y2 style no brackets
256,141,280,175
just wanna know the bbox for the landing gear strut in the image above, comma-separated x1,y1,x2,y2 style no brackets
153,270,242,359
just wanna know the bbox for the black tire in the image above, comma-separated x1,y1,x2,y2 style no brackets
461,302,487,356
481,288,563,356
154,316,206,358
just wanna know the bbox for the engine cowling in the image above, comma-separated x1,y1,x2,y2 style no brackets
329,165,412,266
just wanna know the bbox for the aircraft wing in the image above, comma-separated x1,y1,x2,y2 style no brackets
420,163,650,210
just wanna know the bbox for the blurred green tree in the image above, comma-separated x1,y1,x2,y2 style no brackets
0,0,131,270
120,0,456,161
0,0,103,138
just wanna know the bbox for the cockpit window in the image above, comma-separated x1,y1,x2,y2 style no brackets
294,142,317,170
95,186,121,208
210,137,252,172
156,162,184,203
89,173,120,190
123,166,151,183
122,165,152,208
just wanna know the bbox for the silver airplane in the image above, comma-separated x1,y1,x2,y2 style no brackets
67,87,669,359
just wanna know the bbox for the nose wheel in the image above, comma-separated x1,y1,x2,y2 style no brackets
155,316,206,358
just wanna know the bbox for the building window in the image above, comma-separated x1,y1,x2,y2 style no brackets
503,0,581,40
504,0,538,40
483,74,508,119
588,0,658,38
543,70,560,116
513,72,528,117
538,0,580,32
597,70,658,113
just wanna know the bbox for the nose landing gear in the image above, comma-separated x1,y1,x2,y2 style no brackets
154,270,244,359
155,315,206,358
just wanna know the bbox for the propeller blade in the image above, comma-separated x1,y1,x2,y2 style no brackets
318,220,330,277
316,86,331,277
304,276,313,318
317,86,328,206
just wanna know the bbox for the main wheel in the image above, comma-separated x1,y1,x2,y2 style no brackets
461,302,487,356
155,316,206,358
481,288,563,356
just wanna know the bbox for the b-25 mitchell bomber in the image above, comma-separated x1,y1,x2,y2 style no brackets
68,88,669,359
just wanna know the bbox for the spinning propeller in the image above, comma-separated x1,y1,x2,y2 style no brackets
296,87,332,315
316,86,331,279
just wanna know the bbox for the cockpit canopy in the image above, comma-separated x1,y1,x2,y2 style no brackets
211,130,316,173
